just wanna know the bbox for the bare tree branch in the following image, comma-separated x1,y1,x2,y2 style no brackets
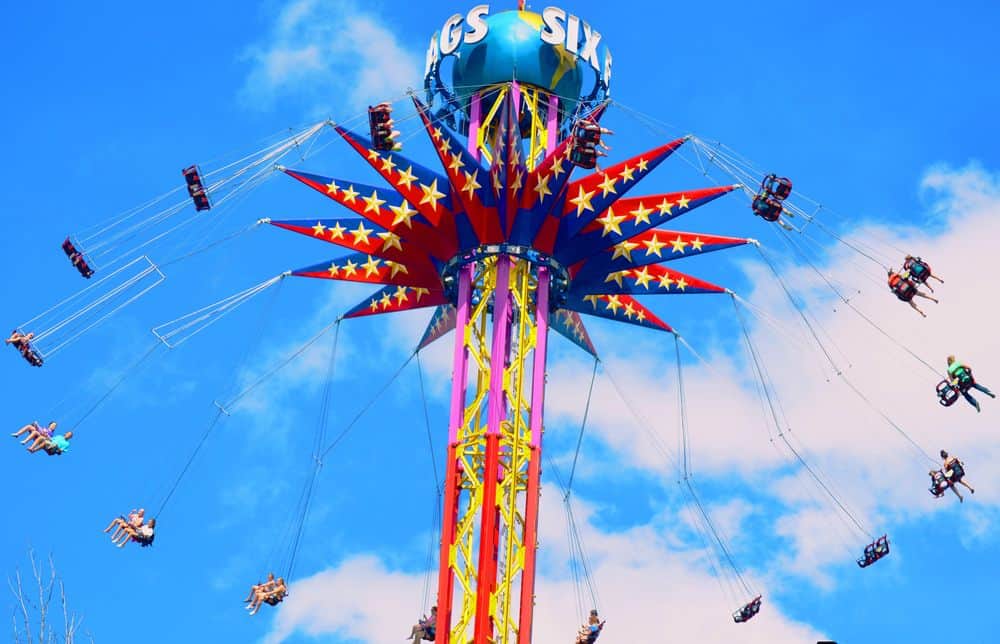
7,550,88,644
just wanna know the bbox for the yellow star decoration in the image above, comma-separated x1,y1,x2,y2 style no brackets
656,198,675,216
637,158,649,172
369,299,380,312
533,173,552,202
341,185,359,204
419,179,445,211
385,261,409,278
462,170,482,198
604,271,625,287
676,277,689,291
630,202,654,225
378,231,402,252
362,190,386,214
328,222,346,240
367,149,380,162
569,185,596,216
623,301,636,319
431,127,443,141
596,207,626,237
413,287,430,302
389,201,416,228
657,272,675,290
326,262,340,277
612,240,639,261
362,255,382,277
605,295,623,314
678,194,691,209
325,180,339,195
351,222,374,246
380,292,393,309
643,234,667,257
632,267,654,289
438,137,452,155
448,152,464,172
670,235,689,254
551,157,566,178
393,286,410,305
636,308,647,323
492,168,503,192
619,164,636,183
342,259,359,277
311,221,326,236
582,294,601,309
511,170,524,191
597,173,618,197
691,237,705,251
380,155,396,174
396,166,417,190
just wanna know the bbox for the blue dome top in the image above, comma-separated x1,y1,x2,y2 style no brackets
451,10,584,103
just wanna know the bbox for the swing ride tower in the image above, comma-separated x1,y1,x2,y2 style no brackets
423,8,611,642
269,4,751,641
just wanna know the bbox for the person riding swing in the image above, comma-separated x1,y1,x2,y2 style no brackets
947,356,995,412
575,609,605,643
887,269,937,316
903,255,943,291
940,450,974,502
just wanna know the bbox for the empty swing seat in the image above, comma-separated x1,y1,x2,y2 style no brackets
732,595,762,623
857,535,890,568
761,174,792,200
929,470,950,497
182,165,212,211
936,380,960,406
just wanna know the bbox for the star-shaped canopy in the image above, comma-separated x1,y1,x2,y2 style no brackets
269,93,751,355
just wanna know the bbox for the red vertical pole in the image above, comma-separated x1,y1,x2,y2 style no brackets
517,267,550,643
436,264,474,643
473,256,513,642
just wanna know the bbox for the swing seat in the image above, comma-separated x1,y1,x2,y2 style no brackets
263,589,287,606
61,237,78,258
929,471,950,497
368,104,398,151
946,462,966,482
751,194,783,222
182,165,212,212
573,120,603,145
937,380,960,406
761,174,792,201
570,145,599,170
953,367,975,392
134,534,155,548
891,279,917,302
21,347,44,367
903,257,931,283
856,535,890,568
732,595,762,623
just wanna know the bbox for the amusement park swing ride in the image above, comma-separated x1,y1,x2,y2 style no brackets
6,3,987,643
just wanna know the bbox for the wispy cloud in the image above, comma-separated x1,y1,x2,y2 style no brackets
240,0,423,116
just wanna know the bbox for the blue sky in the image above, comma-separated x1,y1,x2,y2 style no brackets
2,1,1000,643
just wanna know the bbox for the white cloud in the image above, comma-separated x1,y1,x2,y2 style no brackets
241,0,423,115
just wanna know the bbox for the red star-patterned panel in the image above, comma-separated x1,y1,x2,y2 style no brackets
269,90,753,354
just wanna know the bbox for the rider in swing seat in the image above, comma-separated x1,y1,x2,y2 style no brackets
887,269,937,316
947,356,995,412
